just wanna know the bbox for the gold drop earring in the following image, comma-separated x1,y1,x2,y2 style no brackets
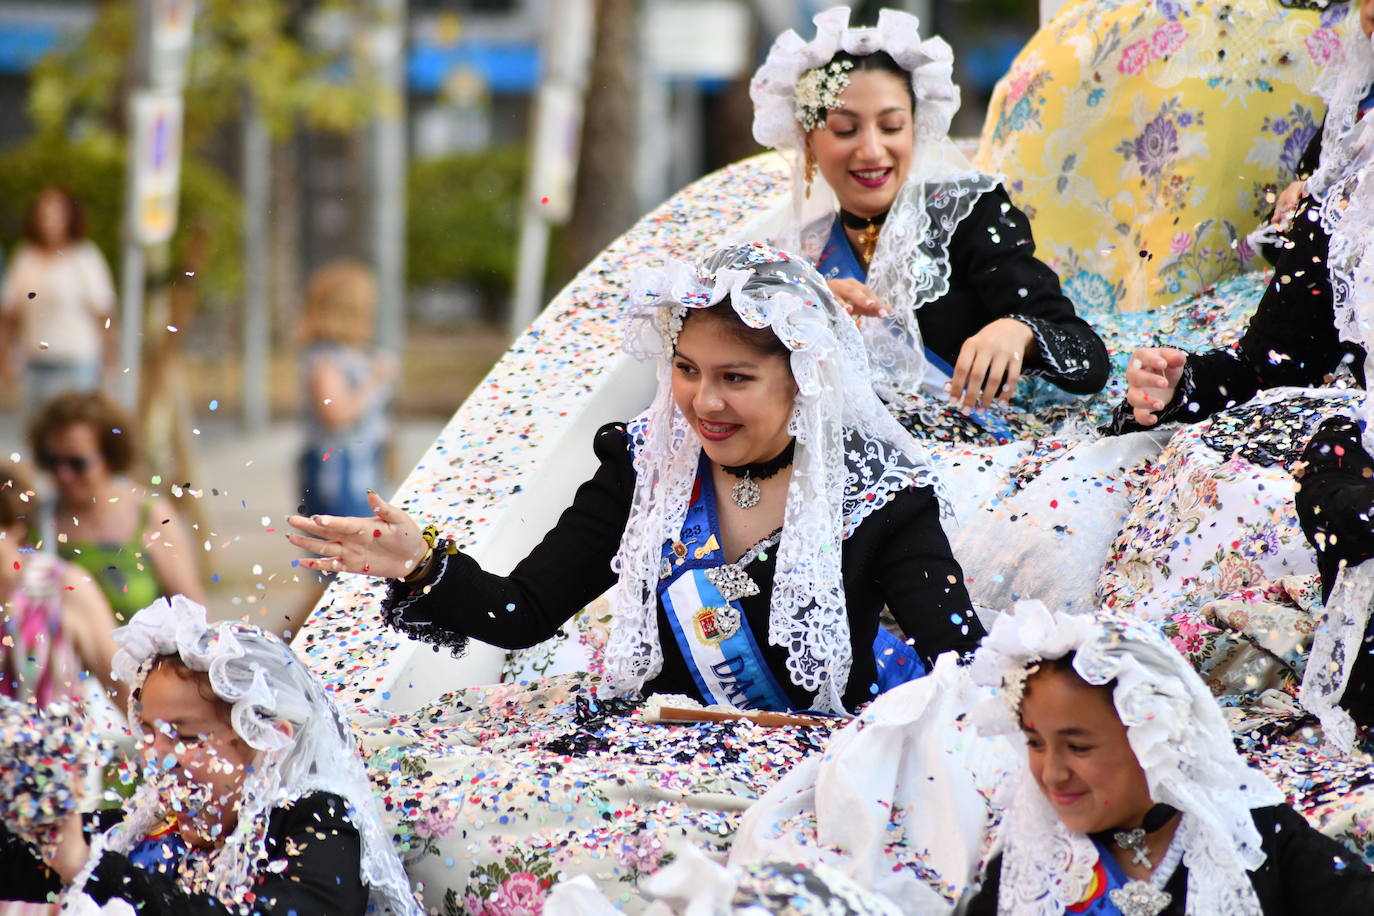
803,146,817,199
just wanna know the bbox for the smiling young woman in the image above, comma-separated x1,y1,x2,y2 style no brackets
751,8,1109,444
288,243,983,714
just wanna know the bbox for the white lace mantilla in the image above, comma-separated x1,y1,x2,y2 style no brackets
606,244,950,714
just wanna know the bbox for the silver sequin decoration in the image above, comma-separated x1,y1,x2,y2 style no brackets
731,476,761,509
705,564,762,603
1108,881,1172,916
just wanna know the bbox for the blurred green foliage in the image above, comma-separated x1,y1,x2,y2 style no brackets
28,0,383,147
20,0,385,308
0,138,242,303
407,148,525,305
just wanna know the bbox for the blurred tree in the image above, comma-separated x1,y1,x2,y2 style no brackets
22,0,386,312
407,147,525,315
559,0,639,284
27,0,380,148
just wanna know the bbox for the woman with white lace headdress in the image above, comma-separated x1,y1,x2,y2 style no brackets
283,243,982,910
961,602,1374,915
0,596,421,915
288,242,981,714
751,6,1109,445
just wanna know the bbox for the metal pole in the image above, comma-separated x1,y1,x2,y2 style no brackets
242,97,271,432
370,0,407,355
118,0,153,409
509,0,594,335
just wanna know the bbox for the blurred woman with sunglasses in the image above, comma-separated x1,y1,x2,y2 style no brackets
27,391,204,621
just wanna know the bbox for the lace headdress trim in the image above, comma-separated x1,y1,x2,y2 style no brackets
608,242,950,713
67,596,421,914
969,602,1283,916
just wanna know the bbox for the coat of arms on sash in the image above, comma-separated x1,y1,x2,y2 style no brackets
694,605,742,644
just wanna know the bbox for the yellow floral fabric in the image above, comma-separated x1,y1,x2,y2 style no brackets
975,0,1342,314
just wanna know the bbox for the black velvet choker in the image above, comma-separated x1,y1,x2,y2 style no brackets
720,439,797,481
719,440,797,510
1089,803,1179,842
838,209,889,265
838,208,889,231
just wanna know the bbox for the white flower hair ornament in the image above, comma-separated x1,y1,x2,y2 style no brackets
751,6,959,153
85,596,423,915
609,242,948,714
969,602,1283,916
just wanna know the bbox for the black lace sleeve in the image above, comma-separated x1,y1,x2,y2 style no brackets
378,423,634,654
1295,416,1374,598
948,185,1110,395
1294,417,1374,727
1106,196,1347,436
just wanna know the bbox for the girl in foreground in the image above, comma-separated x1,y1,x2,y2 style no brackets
964,604,1374,914
0,596,418,915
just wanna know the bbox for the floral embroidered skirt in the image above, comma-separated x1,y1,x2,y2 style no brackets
352,674,841,913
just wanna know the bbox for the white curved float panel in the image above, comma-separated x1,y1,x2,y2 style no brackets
294,152,835,712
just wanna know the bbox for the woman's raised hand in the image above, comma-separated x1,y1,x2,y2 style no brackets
1125,346,1188,426
826,278,891,318
287,491,426,579
1270,179,1306,229
948,317,1036,412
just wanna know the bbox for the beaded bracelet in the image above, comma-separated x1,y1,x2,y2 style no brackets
398,525,457,585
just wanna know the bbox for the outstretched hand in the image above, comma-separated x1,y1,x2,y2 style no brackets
287,491,426,579
826,278,891,318
1124,346,1188,426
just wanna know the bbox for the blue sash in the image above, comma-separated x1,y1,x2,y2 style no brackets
128,822,189,876
1062,839,1138,915
816,218,1017,442
658,460,793,711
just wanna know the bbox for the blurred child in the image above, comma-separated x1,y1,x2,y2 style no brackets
297,261,393,520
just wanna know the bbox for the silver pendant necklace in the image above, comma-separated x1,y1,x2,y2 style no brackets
1101,805,1179,916
1112,827,1153,869
730,477,761,509
720,439,796,510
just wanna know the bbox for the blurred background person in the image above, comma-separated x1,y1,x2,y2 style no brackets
27,392,204,621
0,188,116,410
297,259,394,520
0,459,126,712
0,460,125,916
